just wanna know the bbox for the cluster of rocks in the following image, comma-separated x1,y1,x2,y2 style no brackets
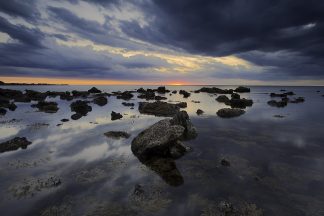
0,137,32,153
138,101,189,117
195,86,250,94
267,91,305,108
70,100,92,120
31,101,59,113
216,94,253,109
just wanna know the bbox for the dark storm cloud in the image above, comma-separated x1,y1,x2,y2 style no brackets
0,0,40,22
0,16,45,48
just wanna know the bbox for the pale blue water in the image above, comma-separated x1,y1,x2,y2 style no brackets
0,85,324,215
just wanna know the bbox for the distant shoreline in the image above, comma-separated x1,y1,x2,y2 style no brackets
0,81,68,86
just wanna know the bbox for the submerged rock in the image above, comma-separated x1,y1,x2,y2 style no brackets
217,108,245,118
31,101,59,113
93,96,108,106
179,90,191,98
234,86,250,93
70,100,92,116
267,99,287,108
71,113,82,120
88,87,102,94
196,109,204,115
0,137,32,153
138,101,180,117
111,111,123,120
104,131,130,139
290,97,305,103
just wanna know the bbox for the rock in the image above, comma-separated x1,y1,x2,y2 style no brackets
25,90,47,101
61,118,69,122
71,113,82,120
270,91,295,97
231,93,240,99
0,107,6,115
155,95,167,100
88,87,101,94
137,87,146,93
216,95,230,103
273,115,285,118
234,86,250,93
267,100,287,108
196,109,204,115
198,87,233,94
0,88,25,101
172,90,177,94
70,100,92,115
0,137,32,153
290,97,305,103
176,102,187,108
31,101,59,113
111,111,123,120
191,100,200,103
122,102,135,107
221,159,231,166
156,86,170,93
138,89,156,100
217,108,245,118
131,110,196,160
138,101,180,117
59,92,73,101
104,131,130,139
14,95,31,103
72,90,89,98
93,96,108,106
116,91,134,100
226,98,253,109
170,111,197,139
179,90,190,98
170,141,192,159
8,103,17,111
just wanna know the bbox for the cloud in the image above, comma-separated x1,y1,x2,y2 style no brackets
0,0,40,22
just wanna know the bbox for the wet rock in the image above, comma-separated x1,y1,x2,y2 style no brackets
221,159,231,166
156,86,170,94
131,111,196,160
155,95,167,100
217,108,245,118
46,91,69,98
172,90,177,94
0,107,7,115
111,111,123,120
290,97,305,103
179,90,191,98
104,131,130,139
72,90,90,98
31,101,59,113
196,109,204,115
93,96,108,106
273,115,285,118
70,100,92,115
25,90,47,101
170,141,192,159
0,137,32,153
267,99,287,108
138,101,180,116
122,102,135,107
116,91,134,100
0,88,25,101
8,102,17,111
226,98,253,109
234,86,250,93
270,91,295,97
71,113,82,120
61,118,69,122
138,90,156,100
88,87,102,94
137,87,146,93
231,93,240,99
59,92,73,101
216,95,230,103
176,102,187,108
198,87,233,94
191,100,200,103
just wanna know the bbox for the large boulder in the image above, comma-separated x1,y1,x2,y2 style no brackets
217,108,245,118
131,111,196,160
0,137,32,153
138,101,180,116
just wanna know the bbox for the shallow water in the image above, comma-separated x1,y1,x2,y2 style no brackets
0,85,324,216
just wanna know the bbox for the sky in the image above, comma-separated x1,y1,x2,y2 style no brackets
0,0,324,85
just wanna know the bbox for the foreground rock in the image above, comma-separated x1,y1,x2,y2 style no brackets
138,101,180,117
93,96,108,106
104,131,130,139
31,101,59,113
70,100,92,116
217,108,245,118
131,111,196,160
111,111,123,120
0,137,32,153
